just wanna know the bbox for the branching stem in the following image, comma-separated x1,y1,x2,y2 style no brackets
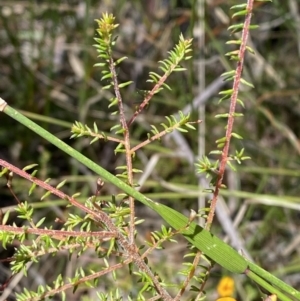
0,159,173,300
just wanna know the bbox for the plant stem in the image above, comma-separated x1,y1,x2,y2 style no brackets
108,57,136,244
1,99,299,300
205,0,254,231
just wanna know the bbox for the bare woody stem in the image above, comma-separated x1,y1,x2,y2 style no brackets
205,0,254,231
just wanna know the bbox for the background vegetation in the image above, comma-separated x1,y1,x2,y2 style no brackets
0,0,300,300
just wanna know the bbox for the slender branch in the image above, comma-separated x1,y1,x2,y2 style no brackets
25,259,132,301
108,57,136,244
130,120,201,154
127,72,169,127
174,251,204,300
205,0,254,230
0,225,116,240
72,129,124,144
0,159,173,300
194,264,214,300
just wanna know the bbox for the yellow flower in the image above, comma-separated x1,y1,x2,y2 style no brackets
216,298,236,301
217,276,235,297
264,295,277,301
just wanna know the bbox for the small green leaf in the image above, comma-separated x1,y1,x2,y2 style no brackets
241,156,251,160
229,55,240,61
2,210,10,225
233,113,244,117
221,70,236,77
173,67,186,72
226,40,241,45
102,84,112,90
237,98,245,108
215,113,229,118
246,46,255,54
90,136,100,144
232,10,248,18
108,97,118,108
228,23,244,32
30,170,38,178
114,56,128,65
101,73,112,81
219,94,232,103
56,179,67,189
93,62,106,67
162,83,172,90
115,128,125,134
29,183,37,196
209,150,222,155
110,124,121,132
219,89,233,95
41,191,51,201
0,168,9,177
185,123,196,130
231,132,243,139
240,78,254,88
216,137,227,144
36,217,46,228
149,72,161,80
230,4,247,9
118,81,133,88
225,50,240,57
115,166,127,170
115,143,124,154
223,76,235,82
227,160,236,171
177,127,188,133
23,164,38,171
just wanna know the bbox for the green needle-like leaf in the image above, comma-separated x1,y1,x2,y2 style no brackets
1,101,299,299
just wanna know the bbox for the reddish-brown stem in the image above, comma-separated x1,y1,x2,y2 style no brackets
205,0,254,231
194,264,214,300
130,120,201,154
108,57,136,244
127,71,170,127
0,225,116,240
0,159,173,300
87,132,124,144
174,250,202,300
25,259,132,301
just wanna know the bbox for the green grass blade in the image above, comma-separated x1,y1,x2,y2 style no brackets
1,101,299,299
247,270,295,301
247,261,300,300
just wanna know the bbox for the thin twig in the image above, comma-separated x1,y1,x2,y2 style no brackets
26,259,132,301
0,225,116,240
130,120,201,154
108,57,136,244
0,159,173,300
205,0,254,230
